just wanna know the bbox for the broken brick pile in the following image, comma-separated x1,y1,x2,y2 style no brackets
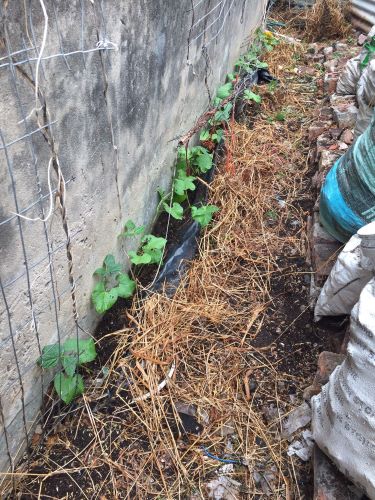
307,41,360,287
305,39,370,500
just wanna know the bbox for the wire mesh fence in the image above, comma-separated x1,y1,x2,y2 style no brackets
0,0,262,484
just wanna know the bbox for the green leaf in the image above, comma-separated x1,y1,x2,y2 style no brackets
142,235,167,251
256,61,269,69
163,202,184,220
140,235,167,265
274,111,286,122
91,281,118,314
62,355,77,377
174,172,196,196
38,344,61,369
243,90,262,104
191,205,219,227
120,219,145,238
54,372,84,404
115,272,136,298
129,251,152,265
195,152,213,173
226,72,236,82
199,129,210,141
93,267,106,277
63,338,97,364
103,254,122,274
212,128,224,143
214,102,233,123
216,82,232,100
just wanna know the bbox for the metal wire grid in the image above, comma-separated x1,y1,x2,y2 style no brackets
0,0,249,478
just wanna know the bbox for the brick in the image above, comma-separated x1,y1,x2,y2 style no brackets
309,122,331,142
313,446,362,500
358,33,367,46
310,213,341,278
318,150,340,172
332,104,358,129
315,133,335,162
324,72,339,94
304,351,345,400
340,128,354,145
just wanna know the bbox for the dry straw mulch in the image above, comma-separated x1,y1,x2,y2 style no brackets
305,0,352,41
12,36,323,499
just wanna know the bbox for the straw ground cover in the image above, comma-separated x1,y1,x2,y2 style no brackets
12,35,326,499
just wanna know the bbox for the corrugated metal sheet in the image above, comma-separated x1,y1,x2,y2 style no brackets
351,0,375,32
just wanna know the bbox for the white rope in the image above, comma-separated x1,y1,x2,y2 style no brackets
10,158,63,222
96,39,119,51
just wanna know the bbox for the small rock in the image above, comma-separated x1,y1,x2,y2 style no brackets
323,46,333,58
335,42,348,51
303,351,345,401
310,213,341,278
324,59,337,73
313,446,362,499
324,72,339,94
328,144,338,151
308,43,319,54
35,424,43,434
288,430,314,461
309,122,331,142
330,93,356,106
358,33,367,46
338,141,349,151
332,103,358,129
206,475,241,500
329,127,342,140
175,401,196,416
340,128,354,145
319,149,340,172
281,402,312,438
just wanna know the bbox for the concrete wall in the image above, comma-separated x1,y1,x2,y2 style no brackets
0,0,265,472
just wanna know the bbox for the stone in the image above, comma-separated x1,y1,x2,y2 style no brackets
340,128,354,145
318,107,333,121
323,46,333,58
358,33,367,46
304,351,345,400
334,42,348,51
329,128,342,140
316,133,334,152
330,94,356,106
313,446,362,500
332,104,358,129
309,122,331,142
308,43,319,54
324,72,339,94
338,141,349,151
318,150,340,172
324,59,337,73
298,65,317,76
310,212,342,279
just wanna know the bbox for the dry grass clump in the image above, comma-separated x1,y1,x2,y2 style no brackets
305,0,351,41
11,40,319,499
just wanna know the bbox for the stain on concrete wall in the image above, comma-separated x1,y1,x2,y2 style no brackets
0,0,265,472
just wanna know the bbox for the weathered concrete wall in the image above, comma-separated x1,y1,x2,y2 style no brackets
0,0,265,472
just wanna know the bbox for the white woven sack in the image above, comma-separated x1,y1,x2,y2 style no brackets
336,25,375,97
355,62,375,138
314,221,375,321
312,277,375,499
